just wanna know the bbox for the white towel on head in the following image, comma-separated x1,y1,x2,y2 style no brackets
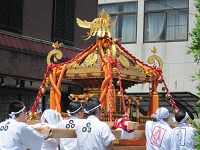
40,109,63,125
172,112,189,124
179,112,189,124
151,107,169,121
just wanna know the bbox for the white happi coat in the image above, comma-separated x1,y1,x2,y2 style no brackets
76,115,116,150
173,123,196,150
0,119,44,150
56,116,81,150
145,120,180,150
30,123,59,150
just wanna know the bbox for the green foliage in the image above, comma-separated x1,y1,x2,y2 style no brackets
190,119,200,149
191,70,200,96
188,0,200,97
188,1,200,65
188,1,200,149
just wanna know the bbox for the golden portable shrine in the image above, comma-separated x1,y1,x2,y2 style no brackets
28,10,179,149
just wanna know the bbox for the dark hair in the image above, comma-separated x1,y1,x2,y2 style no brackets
85,97,100,115
175,109,186,123
68,101,83,116
7,101,24,118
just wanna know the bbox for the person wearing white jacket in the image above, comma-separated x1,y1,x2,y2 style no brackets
76,97,116,150
0,100,52,150
31,109,63,150
173,109,196,150
56,101,85,150
145,107,180,150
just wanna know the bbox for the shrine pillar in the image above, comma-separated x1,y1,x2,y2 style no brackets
147,72,159,116
50,87,56,110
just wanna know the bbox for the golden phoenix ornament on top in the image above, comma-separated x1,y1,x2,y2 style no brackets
76,9,118,40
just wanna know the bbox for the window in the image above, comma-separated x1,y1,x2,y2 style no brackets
144,0,188,42
53,0,75,45
0,0,23,33
98,2,138,43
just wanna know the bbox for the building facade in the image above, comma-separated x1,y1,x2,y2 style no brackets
98,0,200,117
0,0,98,121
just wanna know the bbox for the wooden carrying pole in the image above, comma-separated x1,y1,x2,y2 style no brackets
34,127,145,140
34,128,122,139
32,122,139,140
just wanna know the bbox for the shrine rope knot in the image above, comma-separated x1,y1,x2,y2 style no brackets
112,118,134,133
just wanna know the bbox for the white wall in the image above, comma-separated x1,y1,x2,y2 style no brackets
98,0,199,96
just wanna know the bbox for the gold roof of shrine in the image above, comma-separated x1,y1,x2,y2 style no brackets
61,42,156,89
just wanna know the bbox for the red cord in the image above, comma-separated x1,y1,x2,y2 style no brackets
116,41,179,111
112,118,134,133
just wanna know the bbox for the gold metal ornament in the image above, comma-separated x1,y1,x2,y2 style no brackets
146,71,151,76
52,41,63,49
165,93,171,99
76,9,118,40
149,47,157,54
112,67,118,75
117,91,121,96
101,62,105,69
103,43,108,48
84,52,98,66
162,87,166,91
106,48,111,56
33,112,38,117
45,77,50,87
74,63,77,69
46,77,50,84
147,47,163,69
47,41,63,65
29,112,33,118
111,44,117,59
38,99,42,104
40,88,46,94
118,54,130,69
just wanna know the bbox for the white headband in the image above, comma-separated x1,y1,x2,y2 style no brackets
9,106,25,119
84,104,101,114
179,112,189,124
67,103,83,114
